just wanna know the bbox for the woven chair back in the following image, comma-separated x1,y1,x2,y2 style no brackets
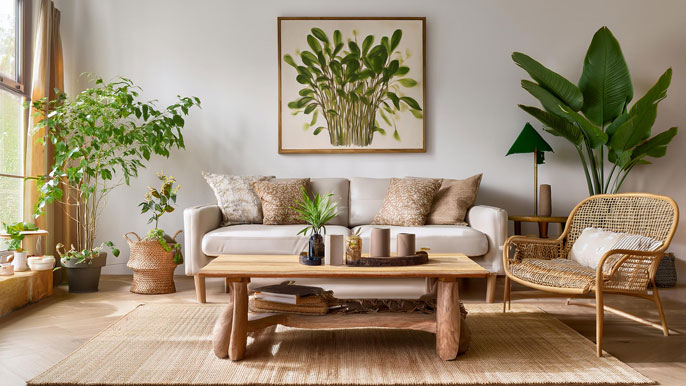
563,194,678,257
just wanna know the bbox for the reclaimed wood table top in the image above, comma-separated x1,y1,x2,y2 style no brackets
199,253,489,279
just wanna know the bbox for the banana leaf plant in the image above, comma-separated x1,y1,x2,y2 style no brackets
514,26,678,195
284,28,422,147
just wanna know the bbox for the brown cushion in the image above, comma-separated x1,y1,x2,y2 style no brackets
371,178,442,226
426,174,482,225
253,178,310,225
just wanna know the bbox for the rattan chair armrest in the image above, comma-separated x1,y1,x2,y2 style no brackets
596,248,663,280
503,236,564,272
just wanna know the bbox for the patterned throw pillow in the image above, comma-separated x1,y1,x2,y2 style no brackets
253,178,310,225
371,178,442,226
426,174,482,225
202,172,274,226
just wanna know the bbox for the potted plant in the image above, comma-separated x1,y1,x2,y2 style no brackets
2,222,39,272
292,186,337,263
513,26,678,195
125,171,182,294
28,76,200,292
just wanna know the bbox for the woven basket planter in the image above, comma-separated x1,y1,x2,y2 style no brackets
125,230,182,294
655,253,677,288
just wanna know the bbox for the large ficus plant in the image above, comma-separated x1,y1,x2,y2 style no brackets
284,28,422,147
514,27,678,195
29,76,200,263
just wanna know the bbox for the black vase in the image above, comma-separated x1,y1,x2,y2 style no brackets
309,234,325,258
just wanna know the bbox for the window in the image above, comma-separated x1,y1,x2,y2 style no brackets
0,0,28,227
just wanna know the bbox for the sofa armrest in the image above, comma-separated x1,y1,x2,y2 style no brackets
183,204,222,276
466,205,508,274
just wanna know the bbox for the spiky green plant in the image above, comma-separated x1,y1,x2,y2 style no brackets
291,187,337,236
284,27,422,147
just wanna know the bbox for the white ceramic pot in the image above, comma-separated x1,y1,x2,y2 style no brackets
28,255,55,271
12,251,28,272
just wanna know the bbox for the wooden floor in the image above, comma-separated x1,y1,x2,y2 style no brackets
0,275,684,386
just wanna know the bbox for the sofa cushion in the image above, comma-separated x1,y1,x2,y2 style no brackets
202,172,273,225
372,178,442,226
349,177,390,227
253,178,310,225
202,224,351,256
310,178,350,227
351,225,489,257
426,174,482,225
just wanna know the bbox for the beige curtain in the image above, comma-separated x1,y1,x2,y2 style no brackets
24,0,72,257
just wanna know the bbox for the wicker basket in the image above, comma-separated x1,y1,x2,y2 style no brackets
125,230,182,294
655,253,677,288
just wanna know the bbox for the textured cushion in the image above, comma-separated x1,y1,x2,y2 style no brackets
201,224,351,256
426,174,482,225
349,178,390,227
253,178,310,225
372,178,442,226
569,227,663,271
202,172,273,225
310,178,350,227
509,258,596,292
352,225,488,257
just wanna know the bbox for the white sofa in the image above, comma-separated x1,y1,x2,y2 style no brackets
184,177,508,301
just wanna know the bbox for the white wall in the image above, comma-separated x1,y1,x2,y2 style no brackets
53,0,686,279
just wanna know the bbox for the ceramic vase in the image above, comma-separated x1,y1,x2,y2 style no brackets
12,251,28,272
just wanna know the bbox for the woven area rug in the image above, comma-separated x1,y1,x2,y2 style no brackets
29,303,653,385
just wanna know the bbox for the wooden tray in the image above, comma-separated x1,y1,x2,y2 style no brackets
346,251,429,267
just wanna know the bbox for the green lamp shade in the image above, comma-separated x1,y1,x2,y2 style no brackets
506,122,553,164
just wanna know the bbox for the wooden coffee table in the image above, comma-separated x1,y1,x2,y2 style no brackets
197,253,489,361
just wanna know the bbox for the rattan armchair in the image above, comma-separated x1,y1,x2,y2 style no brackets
503,193,679,357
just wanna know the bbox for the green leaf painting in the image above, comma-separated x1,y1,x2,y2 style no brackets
281,19,424,149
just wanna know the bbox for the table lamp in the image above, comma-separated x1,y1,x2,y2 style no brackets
506,122,553,216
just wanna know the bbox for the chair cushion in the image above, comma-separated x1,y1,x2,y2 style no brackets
351,225,488,256
509,258,596,292
349,177,390,227
202,224,351,256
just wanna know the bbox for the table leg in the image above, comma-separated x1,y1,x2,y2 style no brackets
229,280,249,361
538,221,549,238
194,274,206,303
514,221,522,235
212,290,234,358
436,279,461,360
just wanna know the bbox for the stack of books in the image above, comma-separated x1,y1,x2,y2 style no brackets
251,284,332,315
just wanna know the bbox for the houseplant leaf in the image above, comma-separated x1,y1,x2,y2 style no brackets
512,52,583,111
578,27,633,126
519,105,583,145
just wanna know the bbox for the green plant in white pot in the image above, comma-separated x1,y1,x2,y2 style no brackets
513,26,678,195
28,76,200,292
2,221,38,272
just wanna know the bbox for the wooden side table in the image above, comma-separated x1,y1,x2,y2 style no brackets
509,215,567,238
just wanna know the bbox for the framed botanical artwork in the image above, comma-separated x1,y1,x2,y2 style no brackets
278,17,426,153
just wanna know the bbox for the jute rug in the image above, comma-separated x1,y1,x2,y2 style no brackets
29,303,653,385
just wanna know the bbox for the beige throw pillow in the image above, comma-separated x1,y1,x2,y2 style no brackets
426,174,482,225
371,178,442,226
253,178,310,225
202,172,274,226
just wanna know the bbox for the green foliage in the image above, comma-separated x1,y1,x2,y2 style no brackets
145,228,182,265
139,172,179,229
284,28,422,147
139,172,182,264
291,186,338,236
514,27,678,194
28,76,200,261
1,222,38,252
56,241,120,265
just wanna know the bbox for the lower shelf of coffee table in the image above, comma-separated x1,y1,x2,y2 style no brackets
247,312,437,333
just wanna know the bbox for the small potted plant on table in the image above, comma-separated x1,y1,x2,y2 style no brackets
125,171,182,294
292,187,337,265
29,76,200,292
2,222,39,272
